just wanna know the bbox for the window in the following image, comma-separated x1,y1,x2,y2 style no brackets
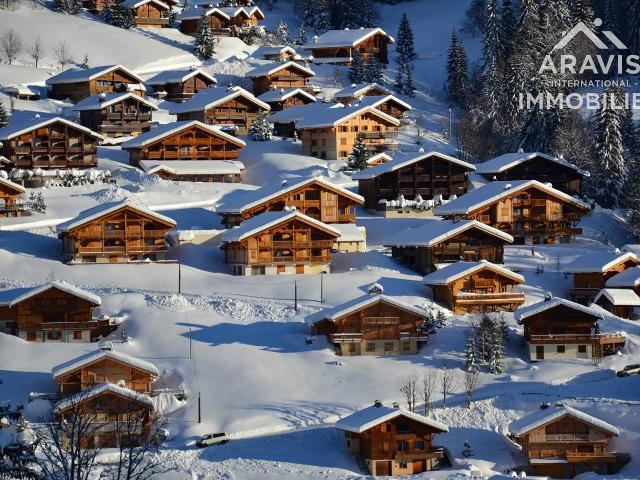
557,345,565,353
339,151,348,158
578,345,587,353
366,342,375,352
348,343,356,352
402,342,411,351
399,459,407,468
47,330,61,340
384,342,394,352
351,126,358,132
73,331,83,340
415,441,425,450
397,440,409,451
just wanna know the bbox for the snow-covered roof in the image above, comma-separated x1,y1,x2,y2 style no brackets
46,64,144,85
178,5,263,20
514,297,602,324
0,176,26,194
168,86,270,114
220,210,340,242
332,223,365,242
564,251,638,274
2,84,38,96
622,244,640,256
333,82,393,100
246,61,315,78
309,294,428,324
353,151,475,180
594,288,640,307
72,92,158,112
366,152,392,165
121,0,169,9
0,116,103,141
335,405,448,434
0,281,101,307
56,201,176,233
52,349,160,379
475,152,590,177
305,28,394,49
252,46,298,59
605,267,640,288
385,220,514,247
217,176,363,214
139,159,245,175
269,103,342,124
349,94,412,112
145,68,217,86
296,104,399,129
509,405,619,438
120,120,246,149
422,261,524,286
257,88,316,104
55,383,155,412
434,180,590,216
219,5,264,19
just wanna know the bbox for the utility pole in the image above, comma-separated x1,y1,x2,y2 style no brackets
178,261,182,294
448,107,452,144
189,327,192,359
294,280,298,312
197,393,201,423
320,272,326,303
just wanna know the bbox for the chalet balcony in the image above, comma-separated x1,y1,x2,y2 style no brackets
253,254,331,264
566,452,618,463
135,17,169,26
545,434,607,442
529,333,625,345
393,447,445,462
455,292,525,308
78,244,167,254
328,333,362,343
263,240,333,248
36,318,111,331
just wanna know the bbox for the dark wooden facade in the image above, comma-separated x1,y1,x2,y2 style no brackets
334,84,392,104
58,204,175,264
82,0,118,11
426,265,525,314
222,214,339,275
513,412,624,478
390,227,511,275
312,297,428,356
594,294,636,319
0,119,100,170
221,179,362,228
569,256,639,305
250,63,314,96
76,96,155,139
518,301,625,361
0,284,106,342
261,90,315,112
308,30,392,65
55,358,155,395
129,0,170,28
148,72,216,102
124,123,245,167
0,178,26,217
180,7,263,36
175,96,268,135
441,184,590,244
48,67,145,103
357,154,473,210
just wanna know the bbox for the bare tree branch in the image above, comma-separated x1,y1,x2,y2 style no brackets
420,369,438,416
0,28,23,65
464,369,480,408
399,370,420,412
26,35,44,68
440,367,458,407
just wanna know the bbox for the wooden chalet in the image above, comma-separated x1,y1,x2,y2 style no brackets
333,82,394,104
0,116,102,170
217,176,364,228
121,121,246,178
509,405,626,478
56,201,177,264
336,403,449,476
353,152,475,216
422,261,525,314
55,383,155,449
120,0,171,28
0,177,26,217
251,46,299,62
304,28,395,65
256,88,316,112
2,84,40,101
350,94,412,119
295,104,400,160
515,297,625,361
0,281,109,342
435,180,591,245
169,87,270,135
178,5,265,36
366,152,392,167
246,61,315,96
52,349,159,395
146,69,217,102
311,294,430,356
46,65,145,103
594,288,640,319
72,92,157,139
475,151,589,196
385,219,514,275
565,251,639,305
220,210,340,275
82,0,118,11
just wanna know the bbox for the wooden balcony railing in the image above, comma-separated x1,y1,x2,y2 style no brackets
545,434,602,442
455,292,525,304
529,333,625,344
328,333,362,343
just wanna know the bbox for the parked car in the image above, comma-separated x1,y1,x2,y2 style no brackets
616,364,640,377
196,432,229,448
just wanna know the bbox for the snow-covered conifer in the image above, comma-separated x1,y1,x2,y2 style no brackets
249,112,273,141
193,13,217,61
0,102,9,128
346,133,369,171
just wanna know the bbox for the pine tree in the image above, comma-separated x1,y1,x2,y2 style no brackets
488,317,505,374
464,0,486,37
364,56,384,84
435,310,448,328
0,102,9,128
574,0,594,28
464,324,480,372
109,3,135,29
81,53,89,69
446,30,469,106
462,441,473,458
296,23,307,45
346,133,369,170
249,112,273,141
499,0,516,62
357,0,378,28
275,20,288,44
54,0,82,14
193,13,217,61
394,13,416,96
349,50,367,84
593,86,628,208
482,0,504,70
